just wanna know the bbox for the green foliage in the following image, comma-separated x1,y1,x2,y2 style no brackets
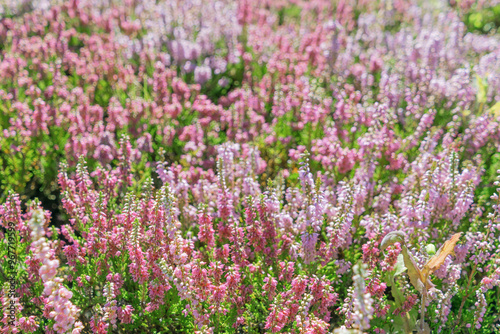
464,4,500,34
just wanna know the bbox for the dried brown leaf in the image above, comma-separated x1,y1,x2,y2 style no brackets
421,233,462,282
380,231,460,293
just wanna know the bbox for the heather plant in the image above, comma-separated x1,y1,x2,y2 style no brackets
1,0,500,333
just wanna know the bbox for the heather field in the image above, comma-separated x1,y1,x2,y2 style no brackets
1,0,500,333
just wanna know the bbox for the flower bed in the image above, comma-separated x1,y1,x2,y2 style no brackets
1,0,500,333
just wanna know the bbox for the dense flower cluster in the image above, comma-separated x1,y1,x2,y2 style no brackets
1,0,500,333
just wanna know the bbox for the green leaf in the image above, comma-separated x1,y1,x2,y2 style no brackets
489,101,500,118
476,75,488,104
393,253,407,277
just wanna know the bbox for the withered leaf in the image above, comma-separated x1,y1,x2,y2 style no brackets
421,232,462,282
380,231,406,250
380,231,428,293
401,245,426,293
416,320,431,334
380,231,441,293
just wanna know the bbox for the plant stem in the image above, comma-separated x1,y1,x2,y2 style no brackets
420,288,426,333
403,312,411,334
